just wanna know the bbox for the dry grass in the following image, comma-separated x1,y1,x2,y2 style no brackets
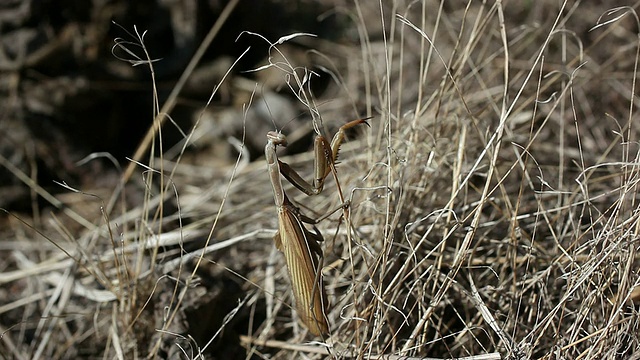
2,1,640,359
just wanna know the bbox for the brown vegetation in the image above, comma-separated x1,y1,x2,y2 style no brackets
1,1,640,359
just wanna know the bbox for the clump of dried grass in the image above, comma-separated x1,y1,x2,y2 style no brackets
2,1,640,359
319,2,640,359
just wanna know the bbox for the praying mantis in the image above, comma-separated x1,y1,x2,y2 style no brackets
265,118,369,336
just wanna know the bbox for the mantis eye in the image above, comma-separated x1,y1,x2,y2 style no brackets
267,131,288,147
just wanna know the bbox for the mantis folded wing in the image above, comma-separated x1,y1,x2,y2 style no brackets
272,194,328,335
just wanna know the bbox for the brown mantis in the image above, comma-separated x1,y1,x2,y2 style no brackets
265,118,368,336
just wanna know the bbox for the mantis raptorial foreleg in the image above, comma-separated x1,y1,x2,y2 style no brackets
265,118,368,336
276,118,370,197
